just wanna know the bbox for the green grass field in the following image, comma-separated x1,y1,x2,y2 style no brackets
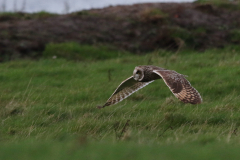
0,45,240,159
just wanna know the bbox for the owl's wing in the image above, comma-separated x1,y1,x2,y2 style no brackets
99,76,154,108
153,70,202,104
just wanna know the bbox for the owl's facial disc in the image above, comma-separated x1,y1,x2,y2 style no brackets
133,67,144,81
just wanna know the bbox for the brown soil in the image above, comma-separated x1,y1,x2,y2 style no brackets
0,2,240,61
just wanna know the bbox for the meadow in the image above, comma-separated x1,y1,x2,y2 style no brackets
0,44,240,159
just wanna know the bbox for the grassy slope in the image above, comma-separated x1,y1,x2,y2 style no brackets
0,47,240,159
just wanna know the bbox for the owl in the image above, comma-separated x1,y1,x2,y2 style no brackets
98,65,202,108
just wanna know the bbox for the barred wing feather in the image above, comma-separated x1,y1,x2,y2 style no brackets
153,70,202,104
101,76,154,108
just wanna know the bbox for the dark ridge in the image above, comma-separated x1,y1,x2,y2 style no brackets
0,2,240,61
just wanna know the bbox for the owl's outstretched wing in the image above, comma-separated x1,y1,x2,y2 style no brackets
153,70,202,104
99,76,154,108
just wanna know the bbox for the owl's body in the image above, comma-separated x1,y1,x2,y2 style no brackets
99,65,202,108
134,65,163,82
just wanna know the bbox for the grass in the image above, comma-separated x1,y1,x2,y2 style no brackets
0,46,240,159
139,8,169,23
229,29,240,43
0,11,57,21
1,141,240,160
43,42,127,60
195,0,240,11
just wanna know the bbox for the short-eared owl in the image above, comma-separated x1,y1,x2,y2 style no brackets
98,65,202,108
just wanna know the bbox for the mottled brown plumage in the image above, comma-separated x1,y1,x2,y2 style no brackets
98,65,202,108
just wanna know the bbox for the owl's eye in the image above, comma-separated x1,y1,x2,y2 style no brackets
136,70,140,74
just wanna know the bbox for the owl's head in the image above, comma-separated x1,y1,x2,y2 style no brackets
133,67,144,81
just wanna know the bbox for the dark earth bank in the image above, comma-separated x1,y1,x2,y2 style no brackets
1,1,240,61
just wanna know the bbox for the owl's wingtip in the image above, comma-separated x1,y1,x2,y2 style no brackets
97,106,104,109
190,98,202,104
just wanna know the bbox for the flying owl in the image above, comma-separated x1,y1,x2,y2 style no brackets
98,65,202,108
